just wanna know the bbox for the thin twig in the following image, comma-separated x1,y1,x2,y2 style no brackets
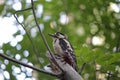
13,11,43,67
79,63,86,74
0,53,61,78
30,0,64,73
14,8,32,13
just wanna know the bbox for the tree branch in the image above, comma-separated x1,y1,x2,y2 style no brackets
0,53,61,78
79,63,86,74
46,53,83,80
13,9,43,67
30,0,64,73
14,7,32,14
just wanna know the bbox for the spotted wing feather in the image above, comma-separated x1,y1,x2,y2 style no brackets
59,38,77,71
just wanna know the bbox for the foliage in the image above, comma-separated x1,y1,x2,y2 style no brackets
0,0,120,80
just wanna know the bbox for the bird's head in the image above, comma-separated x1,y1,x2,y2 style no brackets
49,32,66,39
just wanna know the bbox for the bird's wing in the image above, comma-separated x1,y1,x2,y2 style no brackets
59,38,77,71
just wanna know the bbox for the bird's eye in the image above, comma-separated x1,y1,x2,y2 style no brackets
56,32,59,36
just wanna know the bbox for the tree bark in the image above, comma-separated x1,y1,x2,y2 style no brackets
46,52,83,80
56,57,83,80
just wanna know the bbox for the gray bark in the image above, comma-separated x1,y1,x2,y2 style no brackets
46,52,83,80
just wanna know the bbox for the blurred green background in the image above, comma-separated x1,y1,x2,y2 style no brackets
0,0,120,80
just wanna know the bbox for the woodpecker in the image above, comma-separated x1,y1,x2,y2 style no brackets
49,32,77,71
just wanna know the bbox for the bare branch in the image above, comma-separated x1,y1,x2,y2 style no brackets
79,63,86,74
30,0,64,72
13,10,43,67
49,54,83,80
14,8,32,14
0,53,61,78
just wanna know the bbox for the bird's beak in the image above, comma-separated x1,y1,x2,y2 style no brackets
48,34,56,37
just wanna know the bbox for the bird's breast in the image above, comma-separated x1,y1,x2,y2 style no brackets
53,39,64,54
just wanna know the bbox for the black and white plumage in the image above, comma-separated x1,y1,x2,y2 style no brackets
49,32,77,71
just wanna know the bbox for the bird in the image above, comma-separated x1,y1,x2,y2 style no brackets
49,32,77,71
